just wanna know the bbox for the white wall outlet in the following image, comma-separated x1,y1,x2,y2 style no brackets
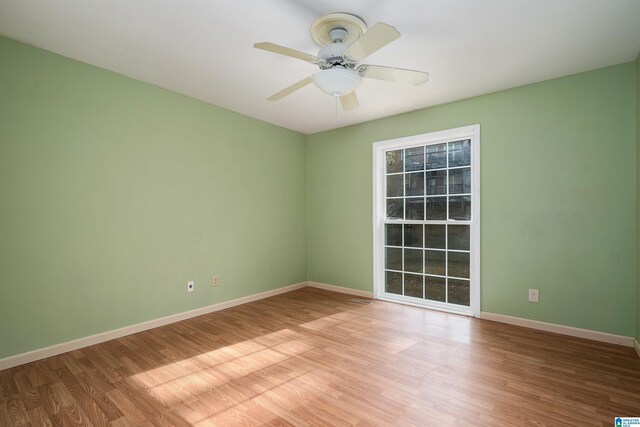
212,276,220,287
187,280,194,292
528,288,539,302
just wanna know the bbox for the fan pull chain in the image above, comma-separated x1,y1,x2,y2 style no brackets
335,95,338,119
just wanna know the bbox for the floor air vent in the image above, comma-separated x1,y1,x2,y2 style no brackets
350,299,372,304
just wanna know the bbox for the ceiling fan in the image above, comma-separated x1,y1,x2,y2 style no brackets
254,13,429,111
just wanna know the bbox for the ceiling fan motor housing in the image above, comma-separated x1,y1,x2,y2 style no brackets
317,43,355,69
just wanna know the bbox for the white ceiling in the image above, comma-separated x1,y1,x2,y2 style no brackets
1,0,639,134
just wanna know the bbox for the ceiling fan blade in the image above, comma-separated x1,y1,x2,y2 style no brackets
343,22,400,61
340,91,359,111
267,75,315,101
358,65,429,85
254,42,318,63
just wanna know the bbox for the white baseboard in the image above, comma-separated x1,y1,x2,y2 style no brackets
0,282,307,371
634,339,640,359
306,281,373,298
480,312,634,347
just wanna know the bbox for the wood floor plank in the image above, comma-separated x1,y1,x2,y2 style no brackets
1,287,639,426
14,371,41,412
36,384,64,427
50,382,94,427
105,388,150,426
54,366,111,425
0,369,20,401
4,395,31,427
27,406,53,426
112,379,189,427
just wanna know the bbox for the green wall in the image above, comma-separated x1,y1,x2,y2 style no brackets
1,34,638,360
0,37,307,359
636,52,640,343
307,63,637,336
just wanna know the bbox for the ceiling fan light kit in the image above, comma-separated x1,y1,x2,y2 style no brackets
313,68,362,97
254,12,429,111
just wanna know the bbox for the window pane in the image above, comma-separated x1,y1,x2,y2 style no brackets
405,172,424,196
448,140,470,167
425,197,447,220
404,273,423,298
449,196,471,220
385,224,403,247
386,150,403,173
382,139,475,311
426,170,447,195
404,146,425,171
425,250,446,276
425,225,446,249
425,276,446,302
386,271,402,295
406,197,424,220
448,167,471,194
404,224,423,248
448,225,469,250
425,143,447,170
387,198,404,220
448,252,470,278
404,248,423,273
385,247,402,271
386,174,403,197
448,279,470,306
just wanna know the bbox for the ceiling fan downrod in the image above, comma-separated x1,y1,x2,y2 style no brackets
329,28,348,43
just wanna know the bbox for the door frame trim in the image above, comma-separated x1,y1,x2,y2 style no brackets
372,125,481,317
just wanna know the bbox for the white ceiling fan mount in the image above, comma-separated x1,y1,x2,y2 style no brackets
309,13,368,47
254,12,429,111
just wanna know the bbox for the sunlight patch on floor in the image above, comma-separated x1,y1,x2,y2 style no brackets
130,328,318,407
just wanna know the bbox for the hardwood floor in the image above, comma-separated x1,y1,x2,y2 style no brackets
1,287,639,426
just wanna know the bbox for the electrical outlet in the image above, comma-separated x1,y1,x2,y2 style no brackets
212,276,220,287
528,288,539,302
187,280,194,292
